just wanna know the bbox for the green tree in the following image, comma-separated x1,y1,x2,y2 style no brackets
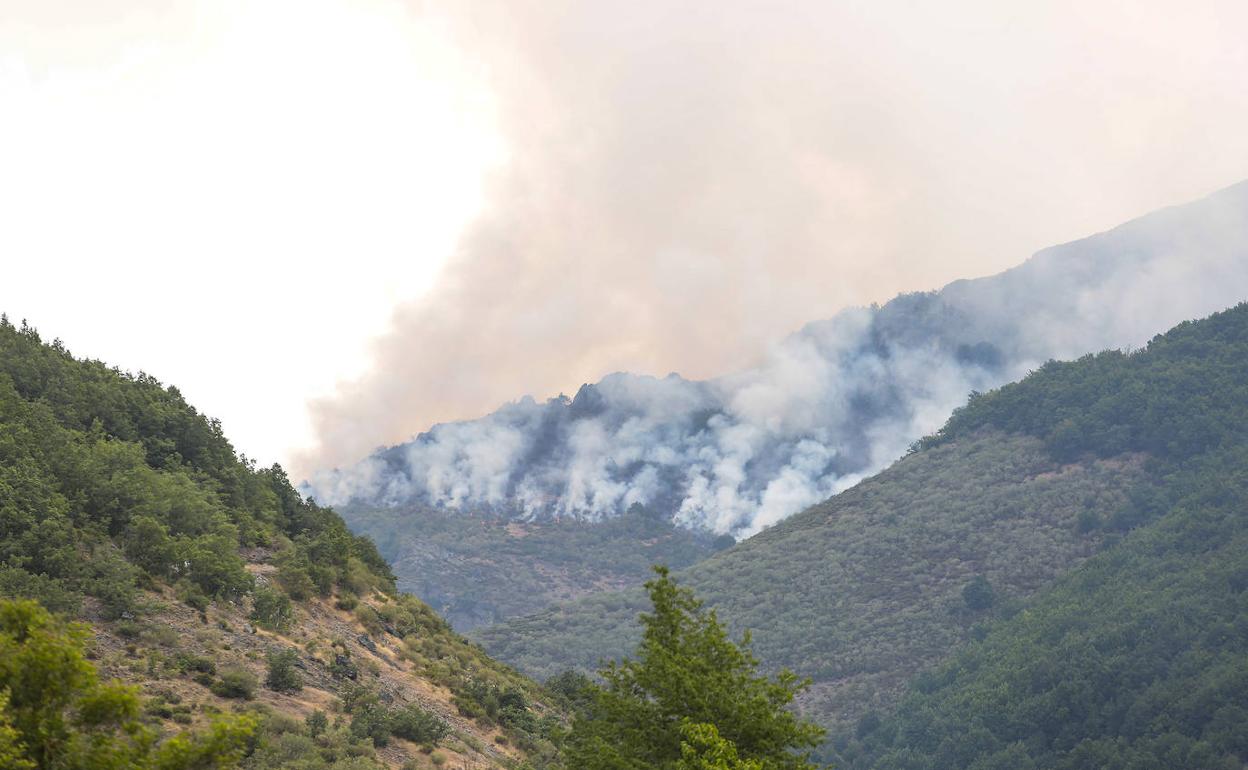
0,599,253,769
265,648,303,694
564,567,824,770
678,722,765,770
251,585,292,632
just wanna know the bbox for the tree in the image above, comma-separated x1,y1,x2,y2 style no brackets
0,599,253,769
265,648,303,693
564,567,825,769
678,722,765,770
251,585,292,632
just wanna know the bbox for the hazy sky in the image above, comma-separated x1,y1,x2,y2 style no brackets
3,1,1248,475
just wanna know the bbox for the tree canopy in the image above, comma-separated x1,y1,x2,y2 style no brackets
564,566,824,769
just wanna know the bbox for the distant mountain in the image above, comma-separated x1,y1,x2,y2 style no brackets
344,501,728,631
309,181,1248,538
478,303,1248,768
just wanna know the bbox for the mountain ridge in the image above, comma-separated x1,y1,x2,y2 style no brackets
309,181,1248,540
476,300,1248,768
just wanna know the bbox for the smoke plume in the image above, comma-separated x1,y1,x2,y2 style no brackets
300,1,1248,477
307,182,1248,535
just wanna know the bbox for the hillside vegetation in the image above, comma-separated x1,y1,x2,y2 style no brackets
476,432,1146,728
480,303,1248,769
344,502,727,630
843,303,1248,768
0,316,561,768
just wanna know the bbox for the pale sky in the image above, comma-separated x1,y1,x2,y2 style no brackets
1,0,501,464
4,1,1248,475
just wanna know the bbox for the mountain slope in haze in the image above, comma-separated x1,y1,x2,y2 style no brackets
0,317,562,769
310,182,1248,640
478,303,1248,763
346,502,728,631
310,180,1248,540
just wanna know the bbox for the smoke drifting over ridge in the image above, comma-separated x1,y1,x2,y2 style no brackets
307,183,1248,535
301,1,1248,476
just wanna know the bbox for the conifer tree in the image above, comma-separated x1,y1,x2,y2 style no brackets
565,567,824,769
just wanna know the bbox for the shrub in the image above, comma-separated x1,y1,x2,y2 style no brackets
176,654,216,676
175,579,211,612
251,586,292,632
275,557,317,602
211,667,258,699
349,701,391,747
305,710,328,737
387,704,450,745
265,648,303,693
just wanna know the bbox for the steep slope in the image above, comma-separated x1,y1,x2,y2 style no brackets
841,303,1248,769
478,303,1248,757
0,317,561,769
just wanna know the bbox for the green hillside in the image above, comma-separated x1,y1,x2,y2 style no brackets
0,317,561,769
344,502,727,630
478,303,1248,766
843,305,1248,769
476,432,1146,727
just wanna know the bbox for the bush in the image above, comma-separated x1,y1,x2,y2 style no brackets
211,667,258,699
251,586,292,632
176,654,216,676
349,701,391,747
387,704,450,745
265,648,303,694
305,710,328,737
275,556,317,602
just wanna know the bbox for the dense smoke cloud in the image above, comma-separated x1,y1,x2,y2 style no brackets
307,183,1248,535
300,1,1248,477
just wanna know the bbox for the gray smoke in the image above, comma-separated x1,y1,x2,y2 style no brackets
297,1,1248,477
306,183,1248,536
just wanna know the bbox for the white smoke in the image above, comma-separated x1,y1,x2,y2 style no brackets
306,182,1248,536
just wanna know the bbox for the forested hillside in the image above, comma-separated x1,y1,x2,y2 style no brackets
477,432,1146,728
843,304,1248,768
0,316,561,769
346,502,727,630
479,303,1248,768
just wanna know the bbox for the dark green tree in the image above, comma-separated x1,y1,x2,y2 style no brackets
264,648,303,694
564,567,824,770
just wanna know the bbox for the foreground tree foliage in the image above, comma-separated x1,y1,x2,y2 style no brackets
0,599,254,769
564,567,824,770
